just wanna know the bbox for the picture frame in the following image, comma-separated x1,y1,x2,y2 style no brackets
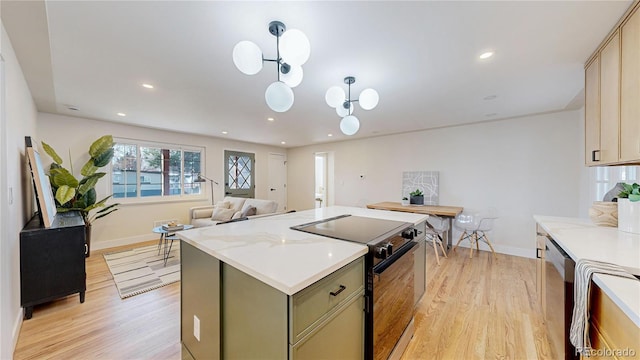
25,136,57,227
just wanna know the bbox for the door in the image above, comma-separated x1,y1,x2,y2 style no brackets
267,153,286,212
224,150,255,198
314,153,328,208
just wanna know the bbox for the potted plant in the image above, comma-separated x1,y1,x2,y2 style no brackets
42,135,120,256
409,189,424,205
401,197,410,206
617,183,640,234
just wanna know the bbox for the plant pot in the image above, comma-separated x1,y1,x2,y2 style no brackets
401,199,410,206
617,199,640,234
410,195,424,205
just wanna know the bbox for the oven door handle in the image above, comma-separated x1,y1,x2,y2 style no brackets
373,241,418,275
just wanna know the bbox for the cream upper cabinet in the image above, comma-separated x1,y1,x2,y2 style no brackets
585,4,640,166
599,32,621,164
585,57,601,165
621,7,640,162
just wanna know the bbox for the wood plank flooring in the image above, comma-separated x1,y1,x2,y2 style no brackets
14,241,554,359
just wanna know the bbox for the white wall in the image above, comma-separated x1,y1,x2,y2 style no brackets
287,110,588,258
1,23,39,359
36,113,286,250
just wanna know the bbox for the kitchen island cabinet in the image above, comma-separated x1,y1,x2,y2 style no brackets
178,206,428,359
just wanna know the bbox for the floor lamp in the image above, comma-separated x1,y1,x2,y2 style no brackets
194,174,219,205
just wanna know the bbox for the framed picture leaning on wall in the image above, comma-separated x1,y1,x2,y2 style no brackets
25,136,57,228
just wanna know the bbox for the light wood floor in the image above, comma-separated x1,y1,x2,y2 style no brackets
14,241,554,359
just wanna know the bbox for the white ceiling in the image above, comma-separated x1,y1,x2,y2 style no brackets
2,0,633,148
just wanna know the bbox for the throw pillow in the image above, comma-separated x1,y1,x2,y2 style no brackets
211,208,235,222
214,200,231,209
241,205,257,217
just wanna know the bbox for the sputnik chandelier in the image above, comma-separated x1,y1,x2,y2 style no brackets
325,76,379,136
232,21,310,112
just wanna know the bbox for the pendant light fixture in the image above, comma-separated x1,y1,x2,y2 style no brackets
232,21,310,113
325,76,379,136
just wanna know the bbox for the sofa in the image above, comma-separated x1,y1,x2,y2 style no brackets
189,196,279,228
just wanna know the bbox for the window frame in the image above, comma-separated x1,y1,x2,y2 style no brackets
110,138,207,204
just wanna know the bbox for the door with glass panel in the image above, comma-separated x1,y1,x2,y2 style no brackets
224,150,255,198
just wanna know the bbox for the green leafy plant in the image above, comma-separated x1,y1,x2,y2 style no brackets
618,183,640,202
42,135,119,224
410,189,423,197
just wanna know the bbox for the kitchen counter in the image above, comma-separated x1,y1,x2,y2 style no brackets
534,215,640,327
178,206,428,295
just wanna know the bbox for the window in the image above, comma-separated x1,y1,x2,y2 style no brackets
592,166,639,202
111,140,204,200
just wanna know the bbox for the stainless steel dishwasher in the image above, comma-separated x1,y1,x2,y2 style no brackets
544,236,578,360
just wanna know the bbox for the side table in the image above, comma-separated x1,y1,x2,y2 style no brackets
152,225,194,266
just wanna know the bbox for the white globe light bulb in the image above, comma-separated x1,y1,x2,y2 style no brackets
265,81,294,112
325,86,345,108
232,41,263,75
279,29,311,66
359,88,379,110
281,65,303,88
336,102,354,117
340,115,360,136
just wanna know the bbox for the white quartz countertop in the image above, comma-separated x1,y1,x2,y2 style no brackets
178,206,428,295
534,215,640,327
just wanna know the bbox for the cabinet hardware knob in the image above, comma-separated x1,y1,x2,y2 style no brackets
592,150,600,162
330,285,346,296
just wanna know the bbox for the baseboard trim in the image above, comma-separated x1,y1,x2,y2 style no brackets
12,307,22,356
452,242,535,259
91,234,155,252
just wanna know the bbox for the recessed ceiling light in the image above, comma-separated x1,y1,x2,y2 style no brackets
479,51,494,60
222,131,228,135
483,95,497,100
267,117,275,122
328,134,333,137
281,141,286,145
117,112,126,117
142,83,154,89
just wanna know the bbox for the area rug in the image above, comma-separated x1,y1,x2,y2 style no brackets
103,242,181,299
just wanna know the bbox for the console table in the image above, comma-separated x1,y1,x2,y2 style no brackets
20,212,86,319
366,202,463,250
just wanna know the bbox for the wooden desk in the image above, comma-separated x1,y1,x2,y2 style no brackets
366,202,463,250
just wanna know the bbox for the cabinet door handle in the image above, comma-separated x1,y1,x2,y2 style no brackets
592,150,600,162
84,244,88,255
330,285,346,296
536,248,542,259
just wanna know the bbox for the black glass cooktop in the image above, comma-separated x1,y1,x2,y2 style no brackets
290,214,410,245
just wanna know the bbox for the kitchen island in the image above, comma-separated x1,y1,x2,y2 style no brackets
178,206,428,360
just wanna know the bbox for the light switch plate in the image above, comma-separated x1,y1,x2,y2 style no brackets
193,315,200,341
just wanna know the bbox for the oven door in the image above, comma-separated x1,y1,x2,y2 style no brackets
373,241,417,360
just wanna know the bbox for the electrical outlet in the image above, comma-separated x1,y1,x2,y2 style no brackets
193,315,200,341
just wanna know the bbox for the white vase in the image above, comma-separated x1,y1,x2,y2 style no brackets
401,199,410,206
617,199,640,234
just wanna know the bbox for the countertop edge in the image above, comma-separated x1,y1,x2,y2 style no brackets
179,236,369,295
